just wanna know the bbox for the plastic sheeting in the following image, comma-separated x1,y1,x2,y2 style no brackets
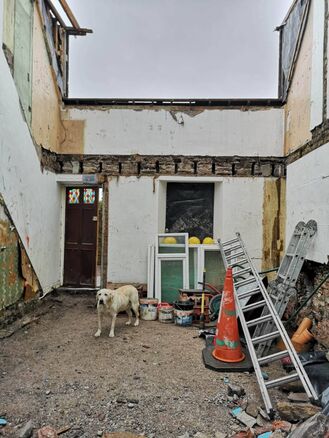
166,183,214,242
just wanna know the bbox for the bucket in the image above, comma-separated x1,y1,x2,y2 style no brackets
139,298,159,321
173,301,194,326
158,302,174,323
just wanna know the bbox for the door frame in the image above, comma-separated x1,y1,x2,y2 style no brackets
57,175,108,289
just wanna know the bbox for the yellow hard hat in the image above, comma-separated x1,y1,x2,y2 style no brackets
163,236,177,244
188,236,201,244
203,237,214,244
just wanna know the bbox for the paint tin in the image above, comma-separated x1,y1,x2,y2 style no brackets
173,301,194,326
139,298,159,321
158,303,174,323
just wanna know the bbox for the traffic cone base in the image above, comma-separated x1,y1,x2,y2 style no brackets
212,267,245,363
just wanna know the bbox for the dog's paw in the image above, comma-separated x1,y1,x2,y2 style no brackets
94,330,101,337
134,320,139,327
109,332,115,338
125,321,131,326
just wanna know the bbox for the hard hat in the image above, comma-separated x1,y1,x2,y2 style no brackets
203,237,214,244
188,236,201,244
163,236,177,244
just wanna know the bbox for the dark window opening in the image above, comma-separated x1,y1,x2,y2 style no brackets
165,183,214,242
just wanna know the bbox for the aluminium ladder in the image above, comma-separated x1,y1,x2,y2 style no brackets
218,233,318,417
253,220,317,356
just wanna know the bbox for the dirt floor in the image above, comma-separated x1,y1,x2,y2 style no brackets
0,293,283,438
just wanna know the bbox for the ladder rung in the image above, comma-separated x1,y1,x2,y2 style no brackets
241,300,266,312
258,350,290,365
265,373,299,389
233,267,251,277
229,259,248,267
286,253,295,257
226,251,245,260
235,276,256,287
246,314,273,328
238,287,260,300
224,244,242,253
222,238,239,246
251,331,280,345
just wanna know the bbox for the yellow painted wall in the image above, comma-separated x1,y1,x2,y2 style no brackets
31,5,64,152
262,178,286,278
284,4,313,155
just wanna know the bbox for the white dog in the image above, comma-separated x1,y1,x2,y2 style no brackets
94,285,140,338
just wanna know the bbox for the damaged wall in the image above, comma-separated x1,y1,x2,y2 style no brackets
286,143,329,264
0,0,63,293
31,3,64,153
107,176,280,285
0,199,24,310
61,106,284,156
284,0,313,155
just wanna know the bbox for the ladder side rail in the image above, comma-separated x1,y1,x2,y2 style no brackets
237,235,319,402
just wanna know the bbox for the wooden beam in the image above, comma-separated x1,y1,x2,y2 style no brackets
58,0,80,29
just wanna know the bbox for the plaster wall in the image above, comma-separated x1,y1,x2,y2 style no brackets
286,143,329,264
107,176,265,284
31,5,64,153
310,0,324,130
62,107,284,156
284,2,313,154
0,0,63,293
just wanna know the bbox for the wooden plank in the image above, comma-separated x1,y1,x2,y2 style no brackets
58,0,80,29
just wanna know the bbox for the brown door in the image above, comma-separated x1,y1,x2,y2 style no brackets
64,187,98,287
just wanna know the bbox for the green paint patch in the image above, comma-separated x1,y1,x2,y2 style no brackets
215,338,240,349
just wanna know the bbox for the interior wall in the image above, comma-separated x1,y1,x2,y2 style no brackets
0,0,63,293
284,1,313,154
286,143,329,264
107,176,267,284
31,4,64,153
62,106,284,156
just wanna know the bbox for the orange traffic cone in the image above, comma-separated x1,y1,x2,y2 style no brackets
212,267,245,363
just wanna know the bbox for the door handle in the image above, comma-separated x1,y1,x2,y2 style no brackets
92,216,97,222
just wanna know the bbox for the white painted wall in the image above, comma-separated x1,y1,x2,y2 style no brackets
310,0,324,129
107,176,264,284
0,0,63,293
64,106,284,156
286,143,329,264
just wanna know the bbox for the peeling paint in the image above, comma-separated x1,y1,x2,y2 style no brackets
262,179,286,278
284,2,313,154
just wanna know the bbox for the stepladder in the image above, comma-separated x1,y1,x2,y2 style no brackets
218,233,319,417
252,220,317,356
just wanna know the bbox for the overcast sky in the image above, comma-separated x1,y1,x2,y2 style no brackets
63,0,292,99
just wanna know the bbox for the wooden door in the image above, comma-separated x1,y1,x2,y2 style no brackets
64,187,98,287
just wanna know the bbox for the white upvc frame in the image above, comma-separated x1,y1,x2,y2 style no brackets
188,243,220,289
155,233,189,301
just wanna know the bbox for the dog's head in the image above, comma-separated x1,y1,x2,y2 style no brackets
96,289,115,307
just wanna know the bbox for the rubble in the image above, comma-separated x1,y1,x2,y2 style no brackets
288,412,329,437
37,426,58,438
18,420,34,438
287,392,309,403
276,401,321,422
228,384,245,398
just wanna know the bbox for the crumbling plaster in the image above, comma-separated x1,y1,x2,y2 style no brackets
0,0,63,293
61,106,284,156
31,4,65,153
107,176,268,285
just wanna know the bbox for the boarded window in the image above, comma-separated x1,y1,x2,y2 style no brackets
166,183,214,242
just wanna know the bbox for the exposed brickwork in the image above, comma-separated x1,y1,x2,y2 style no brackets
41,150,286,178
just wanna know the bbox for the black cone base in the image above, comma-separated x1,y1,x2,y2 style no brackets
202,344,254,372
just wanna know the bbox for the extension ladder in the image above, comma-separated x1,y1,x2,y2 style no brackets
253,220,317,356
218,233,318,417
